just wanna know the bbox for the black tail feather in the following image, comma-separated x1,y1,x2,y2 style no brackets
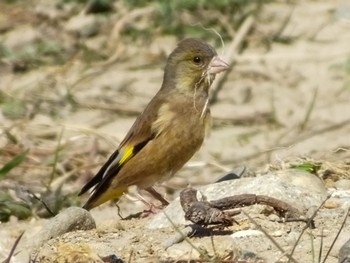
78,149,120,196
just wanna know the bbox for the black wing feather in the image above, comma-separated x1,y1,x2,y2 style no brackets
79,139,151,196
78,149,120,196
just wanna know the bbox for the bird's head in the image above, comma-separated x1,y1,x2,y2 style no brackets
162,38,229,94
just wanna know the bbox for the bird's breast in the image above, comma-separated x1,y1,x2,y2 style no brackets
151,95,210,170
119,96,211,189
152,95,210,142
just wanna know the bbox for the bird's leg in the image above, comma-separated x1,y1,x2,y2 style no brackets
145,186,169,207
132,187,169,217
134,192,158,212
133,192,162,218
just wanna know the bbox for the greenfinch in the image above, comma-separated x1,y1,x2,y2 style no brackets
79,38,229,210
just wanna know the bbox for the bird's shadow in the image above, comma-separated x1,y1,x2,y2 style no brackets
186,224,234,237
122,211,144,220
120,212,234,237
119,207,164,220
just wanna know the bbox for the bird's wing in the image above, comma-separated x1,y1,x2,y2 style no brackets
78,92,166,196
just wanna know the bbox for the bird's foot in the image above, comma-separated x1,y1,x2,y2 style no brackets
136,192,167,217
140,204,164,218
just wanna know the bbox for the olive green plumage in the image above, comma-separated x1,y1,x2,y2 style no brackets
79,38,229,210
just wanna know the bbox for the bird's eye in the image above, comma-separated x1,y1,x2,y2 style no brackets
193,56,201,64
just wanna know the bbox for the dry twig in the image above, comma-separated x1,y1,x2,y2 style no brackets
180,188,310,227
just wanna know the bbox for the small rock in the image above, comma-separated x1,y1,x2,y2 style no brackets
35,2,64,21
339,238,350,263
278,169,326,193
332,190,350,199
324,199,340,209
335,179,350,190
64,14,100,37
231,230,264,239
215,166,256,182
1,25,41,50
267,213,280,221
335,4,350,21
30,207,95,250
271,230,284,237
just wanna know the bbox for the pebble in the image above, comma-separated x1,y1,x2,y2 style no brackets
324,199,340,209
278,169,326,193
271,230,284,237
64,14,100,37
339,238,350,263
1,25,40,50
335,179,350,190
29,207,96,250
231,230,264,239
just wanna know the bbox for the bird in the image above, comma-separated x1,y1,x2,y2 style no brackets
79,38,229,210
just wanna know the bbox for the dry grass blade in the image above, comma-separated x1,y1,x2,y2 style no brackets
48,127,65,188
242,210,300,263
271,2,296,42
78,101,142,116
162,226,194,249
321,206,350,263
162,211,213,262
0,151,28,179
299,87,318,131
309,231,316,263
2,231,25,263
127,249,134,263
28,190,55,217
288,196,330,262
318,228,324,263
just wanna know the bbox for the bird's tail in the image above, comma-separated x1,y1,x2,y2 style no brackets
82,187,127,210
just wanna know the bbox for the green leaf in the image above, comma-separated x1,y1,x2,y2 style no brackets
0,151,28,179
2,98,27,119
290,162,321,174
0,192,32,222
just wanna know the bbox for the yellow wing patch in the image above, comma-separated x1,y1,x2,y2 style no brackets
118,146,134,165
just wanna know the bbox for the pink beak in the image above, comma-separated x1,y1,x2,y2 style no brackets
208,56,229,75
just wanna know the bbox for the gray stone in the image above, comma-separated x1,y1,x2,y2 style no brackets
339,238,350,263
147,170,328,229
335,179,350,190
30,207,95,250
277,169,326,193
231,230,264,239
1,25,40,50
64,14,100,37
